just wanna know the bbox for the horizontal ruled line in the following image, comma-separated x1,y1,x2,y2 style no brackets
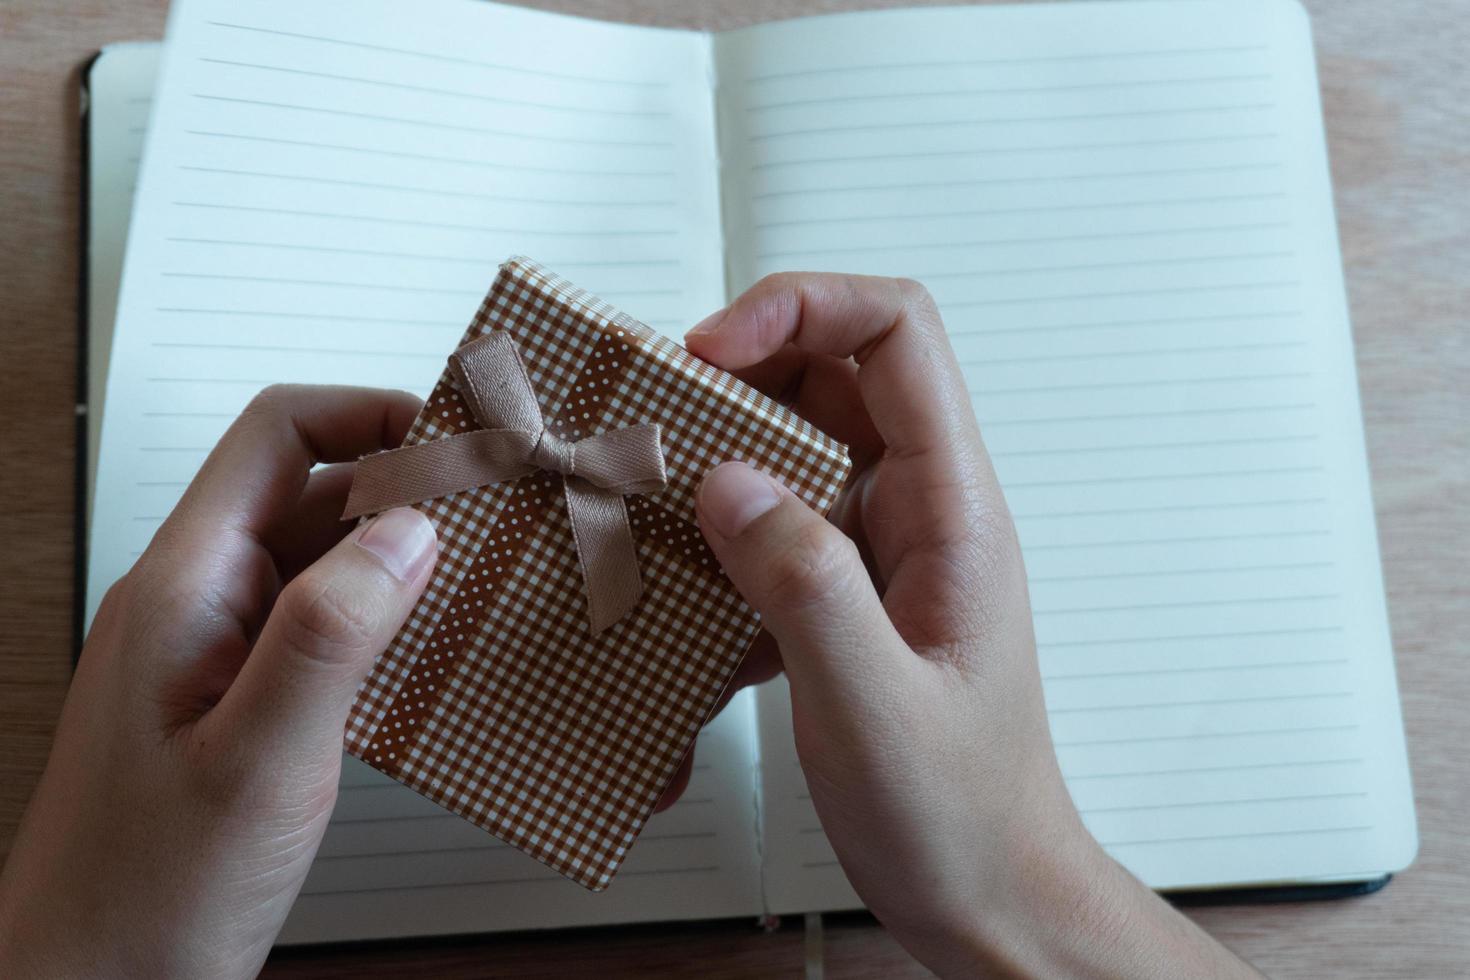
193,94,674,148
966,339,1310,367
316,846,511,858
152,341,438,358
300,864,722,897
331,794,719,825
206,20,670,88
1007,459,1323,486
1053,694,1355,718
744,46,1270,84
751,103,1276,141
600,289,685,299
161,271,680,301
179,165,679,208
1033,593,1339,616
751,133,1279,171
952,309,1302,339
160,271,477,296
172,201,680,237
199,57,670,117
758,225,1291,260
1028,559,1334,583
156,306,455,327
927,252,1295,284
1008,467,1326,489
982,402,1316,427
165,238,681,271
1014,498,1328,521
753,192,1289,230
991,433,1315,459
977,371,1311,397
1058,723,1358,748
166,237,489,265
1022,528,1330,548
536,259,685,269
1100,825,1372,848
1045,659,1352,684
315,831,716,862
946,281,1302,311
1039,626,1344,649
752,162,1281,199
748,73,1274,110
187,130,675,177
1080,791,1368,815
330,812,463,826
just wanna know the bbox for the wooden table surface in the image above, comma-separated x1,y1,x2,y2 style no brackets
2,1,1466,976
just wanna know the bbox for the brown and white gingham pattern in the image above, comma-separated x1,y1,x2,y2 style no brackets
343,257,849,890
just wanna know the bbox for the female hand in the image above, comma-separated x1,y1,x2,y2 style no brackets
686,274,1259,978
0,387,437,978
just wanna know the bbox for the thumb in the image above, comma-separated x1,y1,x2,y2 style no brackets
696,462,900,693
217,507,437,758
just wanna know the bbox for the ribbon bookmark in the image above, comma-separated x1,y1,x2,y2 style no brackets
343,333,667,633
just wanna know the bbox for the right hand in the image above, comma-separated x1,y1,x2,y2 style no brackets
687,274,1258,978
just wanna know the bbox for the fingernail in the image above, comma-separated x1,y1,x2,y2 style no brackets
357,508,437,582
699,462,783,538
685,306,729,339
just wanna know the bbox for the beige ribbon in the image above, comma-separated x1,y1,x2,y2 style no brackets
343,332,666,633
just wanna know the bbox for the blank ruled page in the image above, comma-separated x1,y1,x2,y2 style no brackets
87,0,763,941
84,43,158,528
90,0,725,617
281,698,761,942
716,0,1416,905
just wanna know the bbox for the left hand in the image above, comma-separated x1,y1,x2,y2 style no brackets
0,386,437,979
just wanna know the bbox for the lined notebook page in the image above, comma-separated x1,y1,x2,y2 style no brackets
84,43,158,527
715,0,1416,905
88,0,725,614
283,701,760,942
88,0,765,942
754,678,860,913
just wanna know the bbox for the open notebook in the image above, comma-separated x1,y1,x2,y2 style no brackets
84,0,1415,944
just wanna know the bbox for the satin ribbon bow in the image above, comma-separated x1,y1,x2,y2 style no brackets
343,332,667,633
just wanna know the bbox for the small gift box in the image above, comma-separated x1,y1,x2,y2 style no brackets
341,257,850,890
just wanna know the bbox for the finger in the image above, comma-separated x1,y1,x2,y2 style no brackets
696,462,908,706
724,633,784,704
206,507,437,761
685,273,978,463
262,462,359,581
724,349,884,467
660,637,783,813
171,385,421,542
654,755,693,813
688,277,1016,655
127,388,419,686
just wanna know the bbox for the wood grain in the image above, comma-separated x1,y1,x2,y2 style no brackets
1,1,1465,976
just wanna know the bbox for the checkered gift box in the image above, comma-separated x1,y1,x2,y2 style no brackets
342,257,850,890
